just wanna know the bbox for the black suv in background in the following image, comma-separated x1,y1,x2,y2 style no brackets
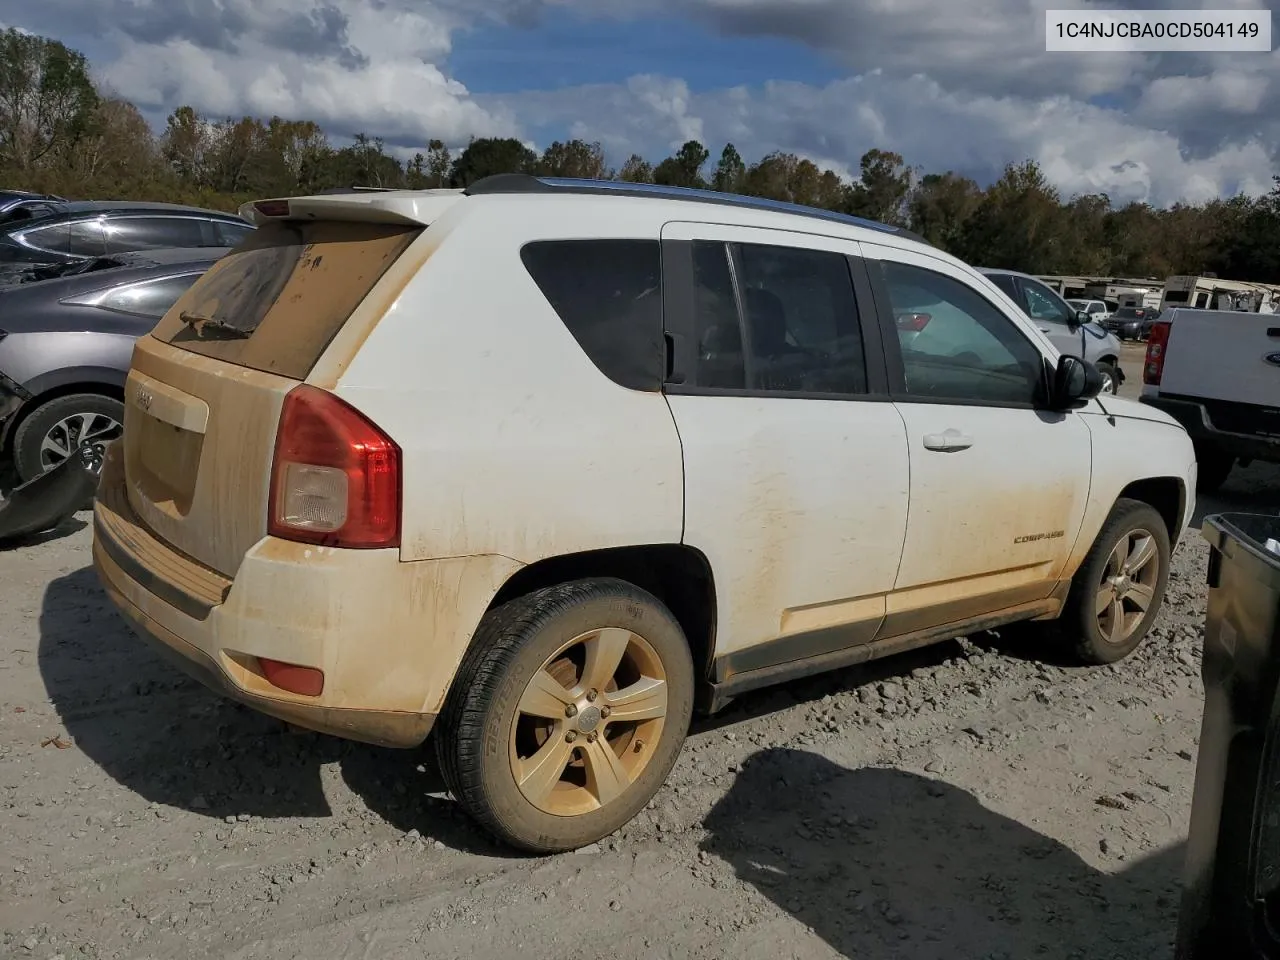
0,202,252,278
1106,305,1160,341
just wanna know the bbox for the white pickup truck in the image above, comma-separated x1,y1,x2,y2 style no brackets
1139,307,1280,492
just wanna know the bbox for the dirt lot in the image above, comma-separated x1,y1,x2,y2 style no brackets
2,342,1277,960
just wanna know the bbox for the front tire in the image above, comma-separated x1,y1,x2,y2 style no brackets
1095,360,1119,395
1063,498,1170,665
436,578,695,853
13,392,123,483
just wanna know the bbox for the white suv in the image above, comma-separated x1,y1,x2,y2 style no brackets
92,176,1198,852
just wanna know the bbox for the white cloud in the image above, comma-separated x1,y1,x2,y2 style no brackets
491,70,1277,205
0,0,1275,206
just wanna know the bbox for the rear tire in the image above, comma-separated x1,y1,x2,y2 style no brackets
1063,498,1170,665
436,578,695,853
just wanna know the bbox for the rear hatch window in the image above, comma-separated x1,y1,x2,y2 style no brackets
150,219,421,381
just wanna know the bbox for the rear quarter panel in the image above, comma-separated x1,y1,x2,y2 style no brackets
329,197,686,564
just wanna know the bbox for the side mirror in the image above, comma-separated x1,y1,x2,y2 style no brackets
1050,354,1104,409
1068,309,1089,331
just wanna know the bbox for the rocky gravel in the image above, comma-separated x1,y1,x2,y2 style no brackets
1,444,1277,959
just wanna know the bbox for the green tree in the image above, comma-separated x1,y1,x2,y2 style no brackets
0,28,99,169
653,140,709,188
539,139,608,179
907,172,982,252
448,136,538,187
955,160,1064,271
711,143,745,193
847,149,912,225
616,153,654,183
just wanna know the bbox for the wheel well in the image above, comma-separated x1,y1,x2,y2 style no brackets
489,545,718,680
1117,476,1184,542
1,382,124,455
1098,354,1118,366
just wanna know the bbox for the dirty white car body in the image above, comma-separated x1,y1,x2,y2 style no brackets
91,176,1198,853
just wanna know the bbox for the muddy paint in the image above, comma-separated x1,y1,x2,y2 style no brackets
95,462,523,719
151,221,421,382
123,336,291,577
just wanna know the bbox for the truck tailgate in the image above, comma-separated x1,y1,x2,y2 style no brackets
1160,308,1280,408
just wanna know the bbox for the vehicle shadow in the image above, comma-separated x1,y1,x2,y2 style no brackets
37,565,509,856
1192,460,1280,528
701,747,1185,960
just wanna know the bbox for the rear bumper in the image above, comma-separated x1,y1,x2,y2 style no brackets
91,444,522,748
95,551,436,747
1139,394,1280,463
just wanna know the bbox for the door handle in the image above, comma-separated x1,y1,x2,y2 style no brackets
922,429,973,452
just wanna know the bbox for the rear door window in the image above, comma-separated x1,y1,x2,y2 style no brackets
215,220,255,247
520,239,664,391
732,241,866,395
18,222,70,254
151,220,422,380
103,216,207,253
68,220,107,257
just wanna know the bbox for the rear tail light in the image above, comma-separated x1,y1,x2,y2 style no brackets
268,385,401,548
1144,319,1172,386
895,312,931,332
254,199,290,218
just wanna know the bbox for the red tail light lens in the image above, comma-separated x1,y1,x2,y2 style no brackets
254,199,290,218
895,312,932,332
268,385,401,548
259,658,325,697
1143,319,1172,386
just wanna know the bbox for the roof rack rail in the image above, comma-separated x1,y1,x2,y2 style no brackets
463,173,929,244
313,185,398,195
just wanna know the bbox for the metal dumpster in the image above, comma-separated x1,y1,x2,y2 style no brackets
1176,513,1280,959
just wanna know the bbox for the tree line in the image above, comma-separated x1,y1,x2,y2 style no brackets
3,28,1278,283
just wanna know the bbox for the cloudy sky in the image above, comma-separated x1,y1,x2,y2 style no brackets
2,0,1277,206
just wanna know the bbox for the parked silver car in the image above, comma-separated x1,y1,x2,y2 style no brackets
0,247,229,485
980,268,1125,394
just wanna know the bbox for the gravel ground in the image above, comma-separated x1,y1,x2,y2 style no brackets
1,343,1276,960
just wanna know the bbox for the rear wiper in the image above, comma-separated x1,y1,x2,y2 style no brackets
179,312,251,340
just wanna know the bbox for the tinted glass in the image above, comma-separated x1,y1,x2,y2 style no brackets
1087,303,1105,314
98,274,201,319
987,272,1020,302
520,240,663,391
102,216,207,254
691,240,745,389
18,222,70,254
733,242,866,394
153,220,421,380
68,220,106,257
879,260,1043,406
1022,279,1074,325
215,220,254,246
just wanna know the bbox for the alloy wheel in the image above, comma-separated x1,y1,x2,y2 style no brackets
1095,527,1160,645
40,412,121,472
509,626,668,817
